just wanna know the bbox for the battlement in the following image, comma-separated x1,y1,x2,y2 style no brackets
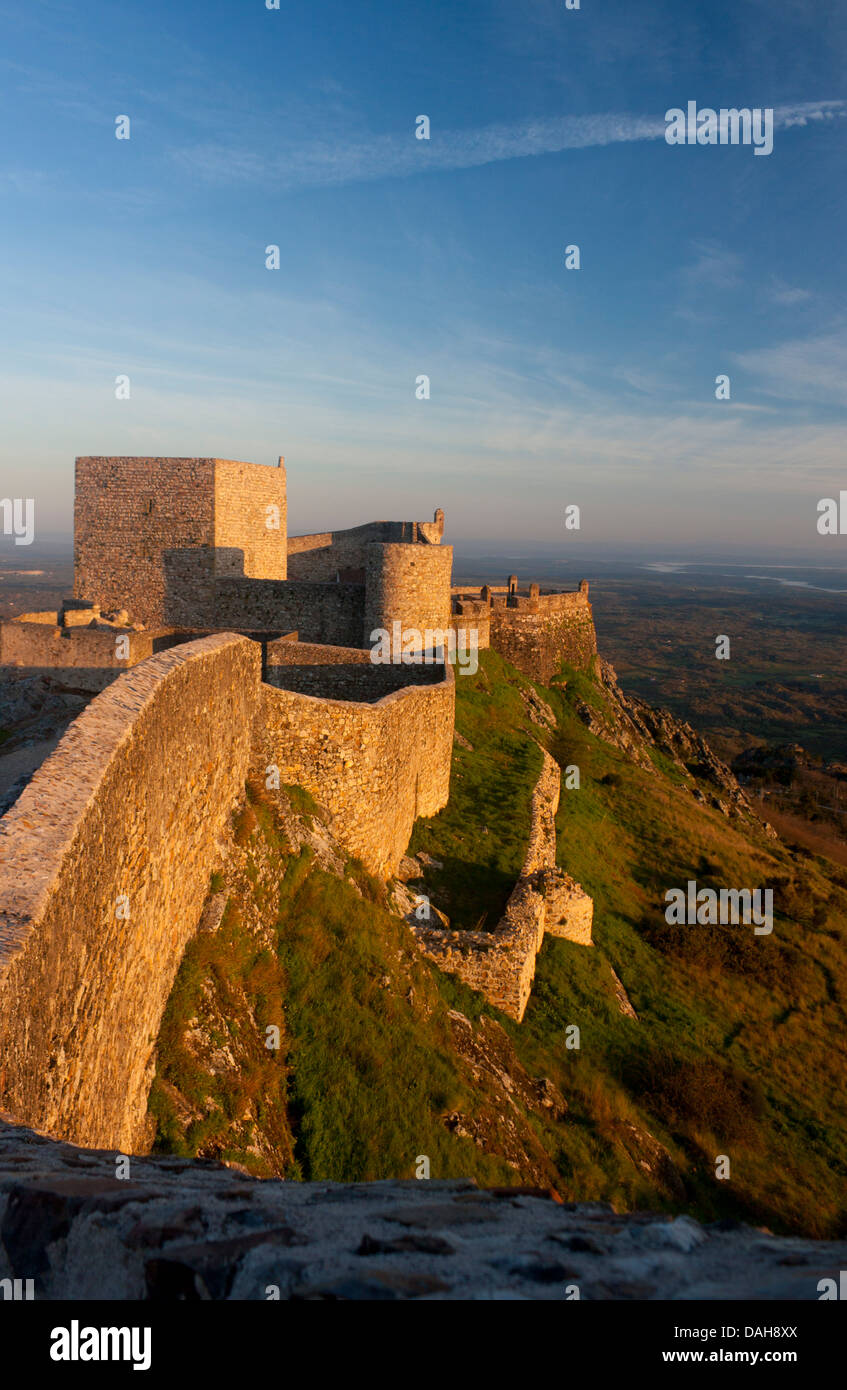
0,450,601,1151
451,576,596,681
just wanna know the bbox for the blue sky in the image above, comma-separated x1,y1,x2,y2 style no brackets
1,0,845,554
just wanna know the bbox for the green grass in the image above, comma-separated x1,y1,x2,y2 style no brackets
150,651,847,1235
275,853,514,1184
505,658,847,1235
409,650,543,929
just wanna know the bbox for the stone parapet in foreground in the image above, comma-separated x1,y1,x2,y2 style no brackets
0,1123,843,1301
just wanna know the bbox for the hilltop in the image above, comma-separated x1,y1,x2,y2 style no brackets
150,649,847,1239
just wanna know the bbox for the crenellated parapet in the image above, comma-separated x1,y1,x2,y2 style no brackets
451,577,597,682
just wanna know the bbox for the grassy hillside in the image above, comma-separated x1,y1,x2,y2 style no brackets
150,651,847,1237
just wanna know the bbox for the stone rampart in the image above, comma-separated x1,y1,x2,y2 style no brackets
260,664,454,878
363,543,454,652
288,513,443,583
450,582,597,682
0,634,262,1152
0,620,190,693
491,590,597,681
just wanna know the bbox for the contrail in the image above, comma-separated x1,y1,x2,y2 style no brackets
173,100,844,189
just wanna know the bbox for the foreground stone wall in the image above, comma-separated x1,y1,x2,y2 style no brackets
415,749,593,1019
1,1120,842,1300
260,664,455,877
0,634,262,1152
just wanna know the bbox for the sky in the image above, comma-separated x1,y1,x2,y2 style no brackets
1,0,846,557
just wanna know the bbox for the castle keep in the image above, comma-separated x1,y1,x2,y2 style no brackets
69,455,596,673
0,454,597,1149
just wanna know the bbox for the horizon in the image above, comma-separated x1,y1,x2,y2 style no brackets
1,0,846,553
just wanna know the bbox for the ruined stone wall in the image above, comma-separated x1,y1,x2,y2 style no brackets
0,634,262,1152
265,638,445,701
488,591,597,682
213,458,287,580
363,543,454,651
214,579,365,646
414,750,592,1019
260,664,454,877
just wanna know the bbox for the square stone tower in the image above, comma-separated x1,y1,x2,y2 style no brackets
73,456,287,627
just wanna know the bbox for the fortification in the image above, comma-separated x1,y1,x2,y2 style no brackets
0,629,454,1148
287,510,445,582
363,542,454,652
0,634,261,1151
451,577,597,682
262,655,454,878
0,449,600,1152
414,749,593,1020
74,456,287,627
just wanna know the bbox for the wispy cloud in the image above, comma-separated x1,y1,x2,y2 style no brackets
734,330,847,406
170,100,846,190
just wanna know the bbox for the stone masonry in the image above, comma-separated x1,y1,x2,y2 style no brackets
414,749,593,1020
0,635,262,1152
0,631,455,1150
73,457,288,628
3,1120,843,1300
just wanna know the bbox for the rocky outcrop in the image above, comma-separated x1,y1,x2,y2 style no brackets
580,661,775,835
2,1120,845,1300
442,1010,567,1188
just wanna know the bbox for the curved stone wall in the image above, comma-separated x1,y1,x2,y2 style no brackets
0,634,262,1152
363,543,454,652
261,663,455,878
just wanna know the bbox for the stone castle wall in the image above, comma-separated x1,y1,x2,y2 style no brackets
74,457,287,628
414,749,593,1019
74,457,217,627
0,619,193,693
0,634,262,1152
265,637,445,701
488,591,597,682
212,457,287,581
363,544,454,650
260,663,455,878
287,511,445,583
214,578,365,646
0,628,457,1147
449,583,597,682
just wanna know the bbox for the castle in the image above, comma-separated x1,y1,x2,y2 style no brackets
0,456,596,1150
